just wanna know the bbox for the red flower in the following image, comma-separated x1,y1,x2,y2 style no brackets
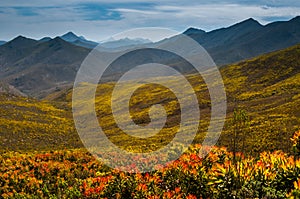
187,194,197,199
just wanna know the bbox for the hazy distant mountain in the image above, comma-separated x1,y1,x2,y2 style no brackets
1,17,300,98
183,28,206,36
0,41,6,46
184,16,300,65
60,32,98,49
60,32,81,42
100,37,152,49
39,37,52,42
0,36,90,98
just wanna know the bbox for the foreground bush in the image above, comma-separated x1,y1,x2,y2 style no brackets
1,143,300,199
291,130,300,157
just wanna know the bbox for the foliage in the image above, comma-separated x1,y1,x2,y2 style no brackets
0,145,300,198
291,131,300,156
230,108,249,157
0,94,82,152
1,41,300,198
2,45,300,154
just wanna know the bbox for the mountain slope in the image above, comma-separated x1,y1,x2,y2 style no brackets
218,44,300,153
0,37,90,98
184,16,300,65
0,82,26,96
85,43,300,153
0,93,81,151
30,43,300,154
0,36,39,68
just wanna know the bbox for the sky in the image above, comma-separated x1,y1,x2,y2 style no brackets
0,0,300,42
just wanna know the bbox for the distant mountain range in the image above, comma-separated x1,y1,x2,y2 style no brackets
39,32,152,49
99,37,152,49
0,41,6,46
38,32,98,49
0,16,300,98
184,16,300,65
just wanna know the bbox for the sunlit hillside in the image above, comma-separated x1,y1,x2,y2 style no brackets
0,94,82,151
1,44,300,154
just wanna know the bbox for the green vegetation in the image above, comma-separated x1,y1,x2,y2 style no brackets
1,44,300,154
1,42,300,199
0,94,82,152
1,144,300,198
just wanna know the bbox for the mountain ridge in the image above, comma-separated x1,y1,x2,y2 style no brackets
1,16,300,98
0,36,90,98
184,16,300,65
60,31,98,49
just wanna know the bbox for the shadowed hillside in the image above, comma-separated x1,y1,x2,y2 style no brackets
1,44,300,153
0,36,90,98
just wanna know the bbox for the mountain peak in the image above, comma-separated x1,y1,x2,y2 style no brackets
245,17,256,22
63,31,77,37
237,18,262,27
45,37,69,46
59,31,98,49
6,35,37,47
14,35,27,40
60,32,80,42
290,16,300,23
183,27,206,35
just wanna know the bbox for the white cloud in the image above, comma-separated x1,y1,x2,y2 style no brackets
0,1,300,41
112,4,300,30
113,8,159,15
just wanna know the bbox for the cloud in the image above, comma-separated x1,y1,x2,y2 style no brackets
159,4,297,20
110,3,300,32
114,8,159,15
74,3,122,21
0,1,299,41
1,0,300,7
12,7,39,16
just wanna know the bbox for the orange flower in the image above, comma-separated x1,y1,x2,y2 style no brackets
148,195,160,199
164,191,174,198
186,194,197,199
175,187,181,193
294,179,300,190
137,183,148,191
291,131,300,147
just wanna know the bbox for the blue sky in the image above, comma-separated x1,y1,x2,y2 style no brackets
0,0,300,41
